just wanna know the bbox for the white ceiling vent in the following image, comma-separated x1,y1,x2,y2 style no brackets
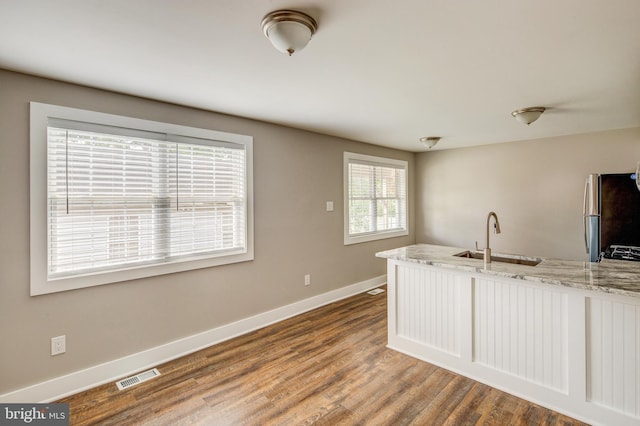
116,368,161,391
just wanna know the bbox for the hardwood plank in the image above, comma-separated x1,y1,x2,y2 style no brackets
474,389,517,425
441,381,491,425
59,287,587,425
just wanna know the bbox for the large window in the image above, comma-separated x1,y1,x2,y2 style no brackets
344,152,408,245
30,102,253,295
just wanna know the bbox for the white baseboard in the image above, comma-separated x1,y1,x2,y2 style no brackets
0,275,386,403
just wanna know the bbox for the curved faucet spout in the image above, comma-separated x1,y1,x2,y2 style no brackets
484,212,501,266
486,211,501,249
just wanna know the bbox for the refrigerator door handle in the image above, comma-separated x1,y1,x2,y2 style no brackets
583,177,590,254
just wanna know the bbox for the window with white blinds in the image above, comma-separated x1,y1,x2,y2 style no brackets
343,152,408,245
30,103,253,295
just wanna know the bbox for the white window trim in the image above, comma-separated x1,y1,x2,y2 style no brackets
30,102,254,296
343,152,408,245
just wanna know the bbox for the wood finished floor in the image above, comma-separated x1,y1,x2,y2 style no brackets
59,287,587,425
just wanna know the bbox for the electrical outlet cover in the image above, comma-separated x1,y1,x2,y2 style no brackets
51,335,66,355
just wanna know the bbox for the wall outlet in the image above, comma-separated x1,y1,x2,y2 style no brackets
51,335,66,356
304,274,311,286
326,201,334,212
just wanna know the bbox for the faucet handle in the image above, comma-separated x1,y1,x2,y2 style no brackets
475,241,480,251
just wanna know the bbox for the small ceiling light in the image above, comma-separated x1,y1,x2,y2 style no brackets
511,107,546,125
261,10,317,56
420,136,441,149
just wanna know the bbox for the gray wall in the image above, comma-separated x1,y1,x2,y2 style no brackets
0,70,415,394
416,128,640,260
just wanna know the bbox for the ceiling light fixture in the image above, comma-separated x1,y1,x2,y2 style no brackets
261,10,317,56
511,107,546,125
420,136,441,149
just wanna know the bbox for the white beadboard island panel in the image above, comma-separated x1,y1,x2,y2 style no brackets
474,278,568,392
587,296,640,417
396,263,462,356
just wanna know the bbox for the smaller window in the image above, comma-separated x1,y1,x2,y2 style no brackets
344,152,408,245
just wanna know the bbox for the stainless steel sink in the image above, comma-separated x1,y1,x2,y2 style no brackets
453,250,541,266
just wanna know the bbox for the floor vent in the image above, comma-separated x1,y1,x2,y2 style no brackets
367,288,385,295
116,368,161,391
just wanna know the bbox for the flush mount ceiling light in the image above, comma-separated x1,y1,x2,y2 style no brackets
261,10,317,56
420,136,441,149
511,107,546,125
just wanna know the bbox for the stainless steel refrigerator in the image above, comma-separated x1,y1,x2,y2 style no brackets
584,172,640,262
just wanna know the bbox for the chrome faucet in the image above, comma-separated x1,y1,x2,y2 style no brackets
482,211,501,267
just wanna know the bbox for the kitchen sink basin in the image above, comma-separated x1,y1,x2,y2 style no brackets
453,250,542,266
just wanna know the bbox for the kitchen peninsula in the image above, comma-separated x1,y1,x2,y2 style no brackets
377,244,640,426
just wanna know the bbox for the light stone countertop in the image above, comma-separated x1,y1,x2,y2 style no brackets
376,243,640,298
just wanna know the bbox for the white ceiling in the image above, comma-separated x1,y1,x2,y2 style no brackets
1,0,639,152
